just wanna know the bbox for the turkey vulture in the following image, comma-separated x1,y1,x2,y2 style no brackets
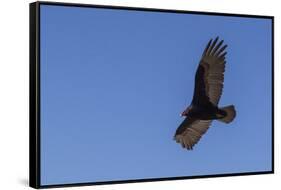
174,37,236,150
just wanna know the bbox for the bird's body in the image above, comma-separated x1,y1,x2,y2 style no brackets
174,37,236,150
187,105,225,120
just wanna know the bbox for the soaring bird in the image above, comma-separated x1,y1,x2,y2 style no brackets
174,37,236,150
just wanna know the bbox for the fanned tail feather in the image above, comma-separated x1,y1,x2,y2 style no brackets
219,105,236,123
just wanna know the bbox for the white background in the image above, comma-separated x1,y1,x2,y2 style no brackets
0,0,279,189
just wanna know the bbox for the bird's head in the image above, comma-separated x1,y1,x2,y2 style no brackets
181,106,192,117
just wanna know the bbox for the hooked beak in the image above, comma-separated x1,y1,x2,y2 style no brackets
181,108,190,117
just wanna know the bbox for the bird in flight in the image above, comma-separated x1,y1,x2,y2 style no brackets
174,37,236,150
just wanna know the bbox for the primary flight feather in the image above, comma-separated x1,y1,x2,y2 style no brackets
174,37,236,150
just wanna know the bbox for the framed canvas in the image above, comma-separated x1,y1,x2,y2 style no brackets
29,1,274,189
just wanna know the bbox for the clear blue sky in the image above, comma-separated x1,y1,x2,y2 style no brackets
40,4,272,186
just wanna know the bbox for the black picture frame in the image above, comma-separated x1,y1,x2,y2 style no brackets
29,1,274,189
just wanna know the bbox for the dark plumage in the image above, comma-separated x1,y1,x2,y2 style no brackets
174,37,236,150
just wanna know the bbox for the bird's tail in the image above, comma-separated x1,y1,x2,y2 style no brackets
218,105,236,124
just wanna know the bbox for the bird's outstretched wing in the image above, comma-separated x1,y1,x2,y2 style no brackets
192,37,227,106
174,117,212,150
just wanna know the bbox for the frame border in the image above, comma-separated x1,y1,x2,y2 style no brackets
29,1,274,189
30,2,41,188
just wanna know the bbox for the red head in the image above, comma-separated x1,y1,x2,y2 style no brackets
181,106,192,117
